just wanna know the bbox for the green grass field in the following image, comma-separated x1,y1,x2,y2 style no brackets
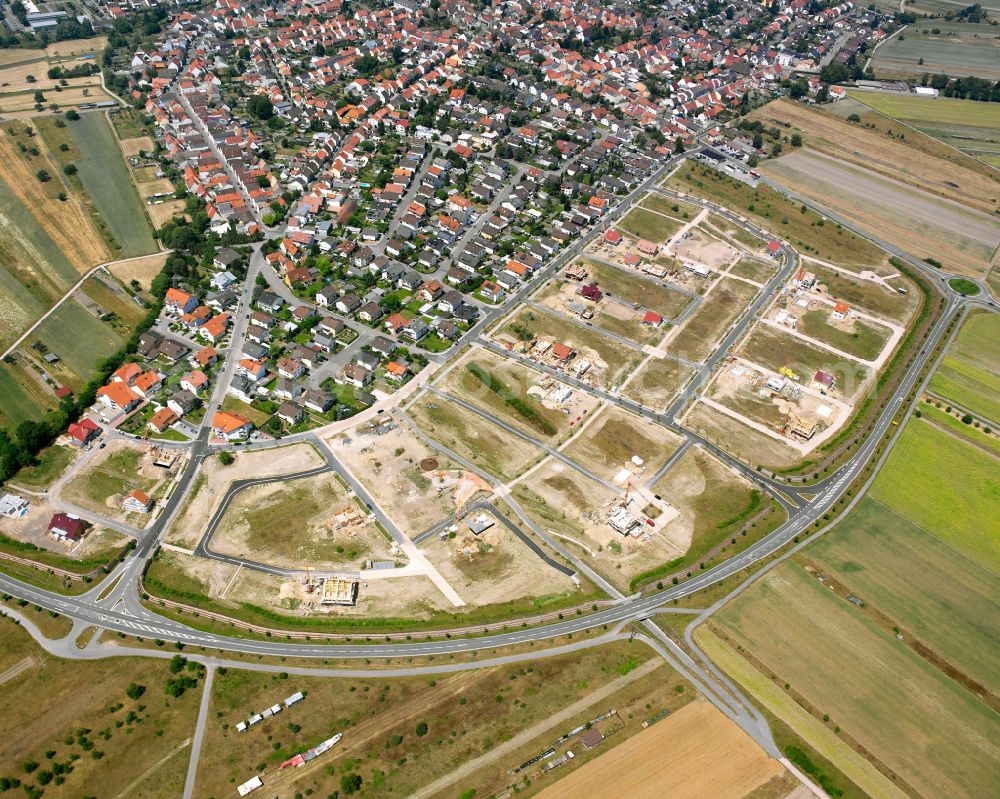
809,496,1000,692
67,113,156,257
848,90,1000,129
715,561,1000,799
10,443,75,488
928,312,1000,423
920,401,1000,457
809,263,917,323
80,273,147,327
27,297,125,392
870,419,1000,572
0,358,56,428
618,207,684,243
799,310,891,362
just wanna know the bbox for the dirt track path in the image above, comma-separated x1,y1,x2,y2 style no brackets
407,657,664,799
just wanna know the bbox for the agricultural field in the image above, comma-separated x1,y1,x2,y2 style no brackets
847,89,1000,166
66,112,157,257
23,297,126,393
618,206,685,243
535,700,783,799
562,405,685,482
711,561,1000,799
211,472,394,570
0,356,58,429
869,419,1000,573
752,97,1000,213
107,251,169,290
665,160,886,268
497,306,643,390
667,277,760,362
761,148,1000,278
870,21,1000,81
0,620,201,799
407,394,543,482
928,310,1000,424
807,496,1000,692
193,641,671,799
620,356,696,411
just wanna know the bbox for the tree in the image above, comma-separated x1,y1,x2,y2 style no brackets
962,414,974,425
126,683,146,700
415,721,429,736
63,163,77,176
340,773,363,794
36,169,51,182
790,134,802,147
169,654,187,674
33,90,44,103
65,109,80,120
673,137,684,154
247,95,273,120
218,451,235,466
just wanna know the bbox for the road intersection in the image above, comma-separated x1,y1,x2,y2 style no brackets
0,145,980,772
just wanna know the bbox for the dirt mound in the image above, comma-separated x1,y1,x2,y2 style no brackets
419,457,439,472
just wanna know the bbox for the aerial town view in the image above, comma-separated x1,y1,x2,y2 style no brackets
0,0,997,795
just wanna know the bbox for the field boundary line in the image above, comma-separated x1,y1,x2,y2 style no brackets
1,251,173,359
846,88,1000,176
407,657,664,799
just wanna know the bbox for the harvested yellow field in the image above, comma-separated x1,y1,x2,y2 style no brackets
139,178,175,197
0,123,111,272
0,59,100,92
0,85,112,113
45,36,107,59
536,700,782,799
107,251,168,289
146,199,186,228
120,135,154,156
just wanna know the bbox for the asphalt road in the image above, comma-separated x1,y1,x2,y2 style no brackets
0,145,966,765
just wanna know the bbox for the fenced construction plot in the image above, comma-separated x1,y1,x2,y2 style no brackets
870,21,1000,81
67,112,157,257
